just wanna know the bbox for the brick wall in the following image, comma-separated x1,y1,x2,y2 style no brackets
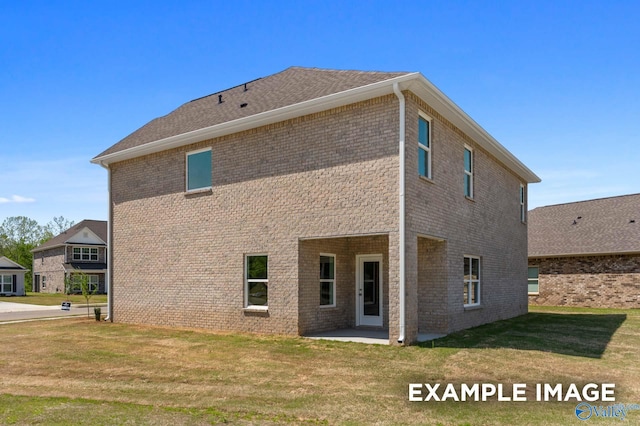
298,235,389,334
32,246,107,294
107,89,530,340
32,247,66,293
109,95,400,335
529,255,640,307
404,93,529,335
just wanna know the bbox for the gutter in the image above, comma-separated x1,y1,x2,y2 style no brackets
393,82,406,344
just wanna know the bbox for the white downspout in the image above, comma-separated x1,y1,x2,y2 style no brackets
100,162,113,322
393,82,406,344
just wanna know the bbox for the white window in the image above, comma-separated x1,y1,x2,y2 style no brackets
73,247,98,261
186,148,212,191
245,255,268,308
88,275,99,292
520,184,526,222
0,275,13,293
464,146,473,198
319,254,336,307
418,113,432,179
463,256,480,306
528,267,539,294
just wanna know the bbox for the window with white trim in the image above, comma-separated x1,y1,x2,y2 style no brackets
463,256,480,306
464,146,473,198
520,184,526,222
186,148,212,191
245,255,268,307
319,254,335,307
73,247,98,261
418,113,432,179
88,275,99,292
528,267,539,294
0,275,13,293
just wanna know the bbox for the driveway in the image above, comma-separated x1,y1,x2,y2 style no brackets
0,301,62,313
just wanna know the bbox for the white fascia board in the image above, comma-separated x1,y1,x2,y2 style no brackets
91,73,421,166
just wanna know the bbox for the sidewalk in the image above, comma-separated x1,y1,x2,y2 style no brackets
0,301,107,323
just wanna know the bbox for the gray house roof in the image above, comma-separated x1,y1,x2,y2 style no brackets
92,66,539,183
32,220,108,253
528,193,640,257
95,67,409,159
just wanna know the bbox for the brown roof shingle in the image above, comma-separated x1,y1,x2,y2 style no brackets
94,66,410,158
528,194,640,257
32,220,107,252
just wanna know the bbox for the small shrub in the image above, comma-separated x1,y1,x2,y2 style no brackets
94,307,102,321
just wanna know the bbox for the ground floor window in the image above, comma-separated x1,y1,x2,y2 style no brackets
88,275,99,292
319,254,335,307
0,275,13,293
246,255,268,307
463,256,480,306
528,267,539,294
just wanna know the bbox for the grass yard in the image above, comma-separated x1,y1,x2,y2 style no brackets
3,292,107,306
1,306,639,425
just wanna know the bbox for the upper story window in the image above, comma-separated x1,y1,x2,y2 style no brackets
464,146,474,198
186,148,212,192
418,113,432,179
520,184,526,223
73,247,98,261
463,256,480,307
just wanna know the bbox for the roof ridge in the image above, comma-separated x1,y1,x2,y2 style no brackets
188,67,412,103
189,77,264,103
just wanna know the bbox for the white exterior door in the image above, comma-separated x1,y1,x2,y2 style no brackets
356,254,383,327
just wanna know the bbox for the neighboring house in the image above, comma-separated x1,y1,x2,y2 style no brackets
0,256,27,296
528,194,640,308
31,220,108,294
92,66,539,344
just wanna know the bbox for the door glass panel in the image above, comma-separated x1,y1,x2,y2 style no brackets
363,261,379,316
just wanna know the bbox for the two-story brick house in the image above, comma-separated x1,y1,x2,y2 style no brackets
92,67,539,344
31,220,108,294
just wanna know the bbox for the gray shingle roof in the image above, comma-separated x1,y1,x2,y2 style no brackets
528,194,640,257
32,220,107,252
95,66,410,158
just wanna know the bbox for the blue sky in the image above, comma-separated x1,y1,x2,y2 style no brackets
1,0,638,226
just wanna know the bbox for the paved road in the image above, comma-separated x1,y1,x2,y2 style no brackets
0,301,106,323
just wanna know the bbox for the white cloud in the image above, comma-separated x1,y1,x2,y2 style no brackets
0,195,36,203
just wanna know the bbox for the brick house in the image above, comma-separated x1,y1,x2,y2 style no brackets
0,256,27,296
92,67,539,344
31,220,108,294
528,194,640,308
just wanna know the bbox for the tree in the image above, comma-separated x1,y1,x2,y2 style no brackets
45,216,75,236
65,270,98,318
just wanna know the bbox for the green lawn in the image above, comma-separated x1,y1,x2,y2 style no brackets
0,306,638,425
2,292,107,306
